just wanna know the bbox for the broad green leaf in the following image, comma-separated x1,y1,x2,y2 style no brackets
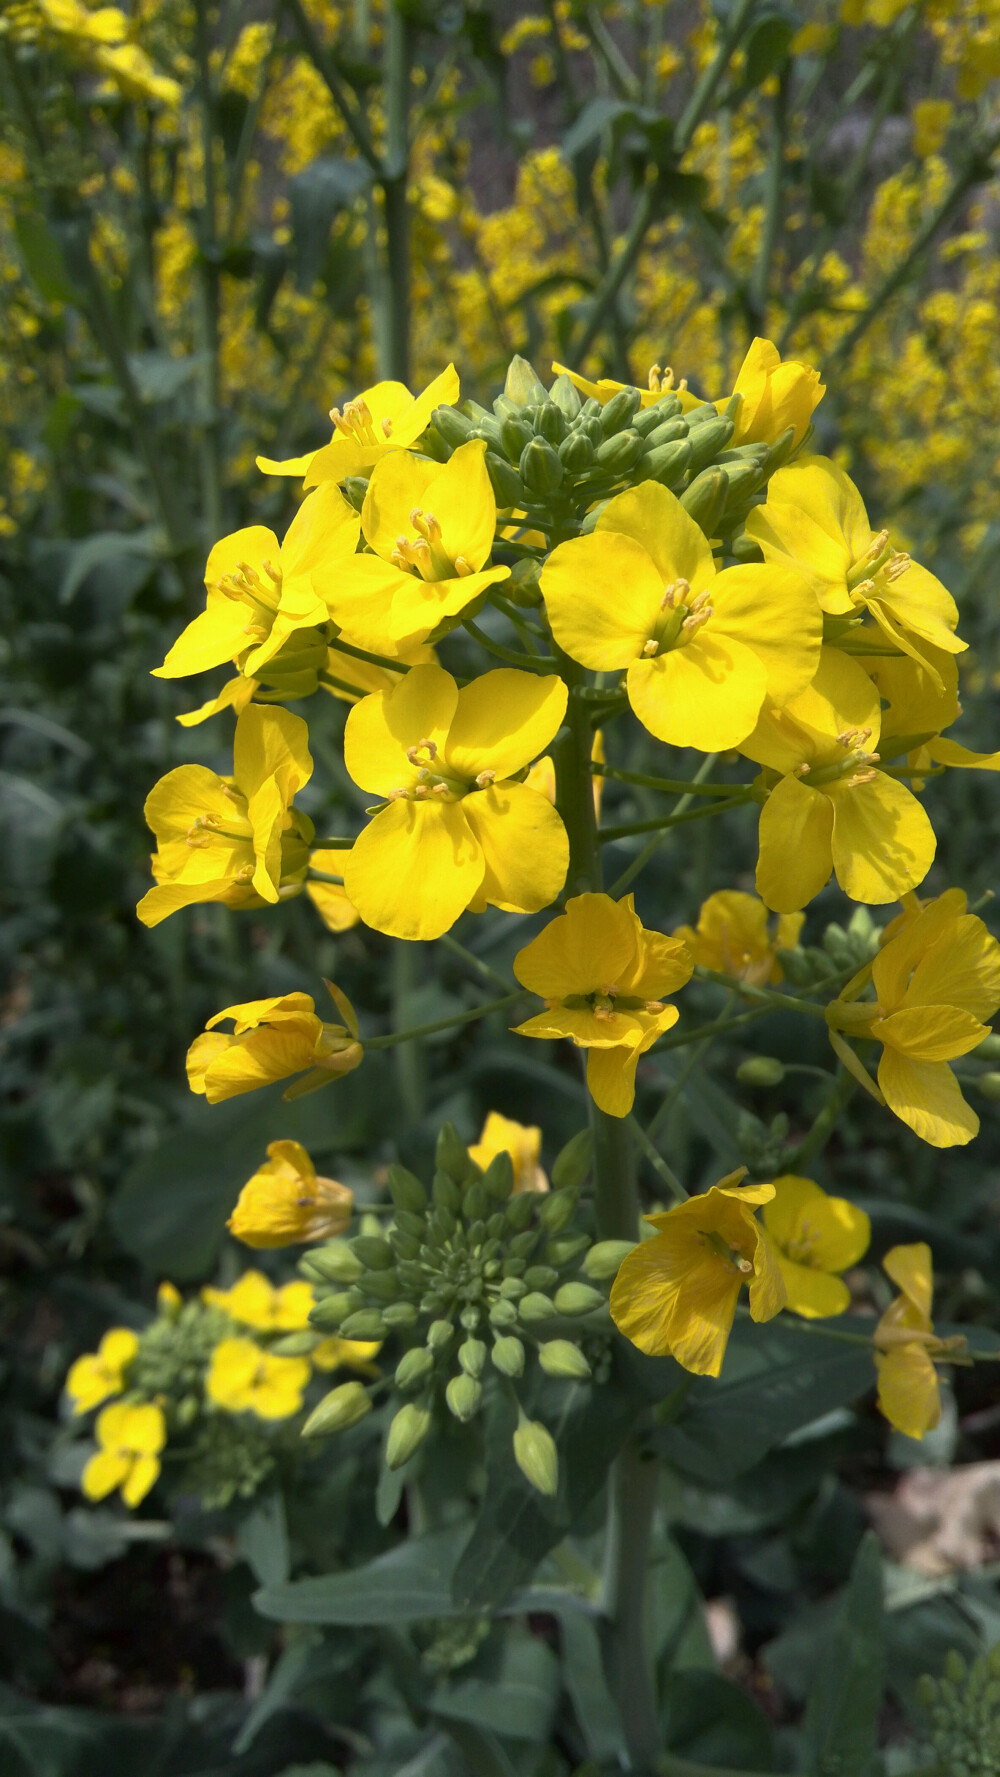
802,1531,885,1777
560,1611,626,1761
255,1527,467,1624
237,1492,290,1589
662,1670,776,1770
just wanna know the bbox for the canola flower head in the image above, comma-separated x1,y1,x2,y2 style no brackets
723,337,825,450
469,1111,548,1194
761,1175,871,1317
542,479,822,754
65,1326,138,1414
82,1400,166,1508
674,889,804,986
873,1242,966,1439
342,663,569,940
257,366,460,482
202,1269,315,1332
610,1172,786,1376
512,892,693,1117
228,1140,354,1248
186,986,362,1104
206,1336,310,1420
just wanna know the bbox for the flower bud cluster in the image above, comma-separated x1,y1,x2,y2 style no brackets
917,1645,1000,1774
776,906,881,991
301,1123,630,1494
417,355,795,543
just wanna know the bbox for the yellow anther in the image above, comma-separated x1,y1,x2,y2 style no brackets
454,555,474,577
860,528,890,566
642,638,659,656
406,737,438,764
885,553,911,582
381,416,393,437
682,605,712,636
661,576,690,610
847,768,878,787
432,783,451,798
475,770,496,789
793,762,811,777
644,999,665,1013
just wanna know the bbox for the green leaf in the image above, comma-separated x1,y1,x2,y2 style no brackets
662,1670,776,1770
58,529,161,606
237,1492,290,1589
288,156,372,288
802,1531,885,1777
654,1317,874,1484
432,1626,560,1743
254,1527,468,1624
560,1611,626,1761
742,14,795,89
13,210,78,305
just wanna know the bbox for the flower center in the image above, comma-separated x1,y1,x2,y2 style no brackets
389,508,473,582
793,726,881,789
641,578,713,657
219,557,282,634
846,529,911,606
329,396,392,445
385,739,497,804
699,1229,754,1274
783,1216,822,1265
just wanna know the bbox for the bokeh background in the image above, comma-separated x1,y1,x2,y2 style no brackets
4,0,1000,1771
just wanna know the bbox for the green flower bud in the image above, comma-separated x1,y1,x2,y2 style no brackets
548,372,582,420
718,456,764,513
518,1291,556,1323
685,415,735,474
351,1235,394,1270
727,531,764,563
486,1213,506,1239
381,1301,419,1328
599,386,641,435
513,1416,558,1497
520,436,564,495
460,1303,482,1330
507,558,544,607
535,401,566,445
396,1347,435,1390
584,1239,636,1281
342,475,369,513
505,1195,536,1233
363,1269,401,1302
538,1188,578,1233
554,1281,604,1316
428,1205,457,1243
492,1335,525,1377
485,452,523,509
459,1338,487,1378
976,1033,1000,1060
431,404,474,449
426,1319,454,1352
737,1055,786,1087
297,1254,331,1283
432,1170,462,1212
462,1182,488,1223
489,1298,519,1329
632,392,682,435
308,1291,355,1328
419,424,450,463
302,1380,371,1438
977,1072,1000,1101
684,401,719,425
358,1212,384,1239
387,1401,433,1468
394,1208,428,1238
595,429,644,472
501,415,534,461
339,1309,388,1340
761,423,796,473
481,1153,514,1202
637,437,692,488
308,1240,363,1284
642,416,689,451
388,1165,428,1213
538,1339,592,1379
500,1275,527,1299
559,431,595,472
545,1232,591,1267
446,1373,483,1422
505,355,548,408
524,1265,559,1292
466,417,503,450
680,466,728,534
270,1332,318,1356
551,1130,592,1192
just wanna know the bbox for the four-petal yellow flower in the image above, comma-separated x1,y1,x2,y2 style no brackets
258,366,460,483
761,1175,870,1317
228,1141,354,1249
187,987,362,1104
206,1337,310,1419
66,1327,138,1415
674,890,804,986
203,1270,315,1332
721,337,825,449
82,1401,166,1508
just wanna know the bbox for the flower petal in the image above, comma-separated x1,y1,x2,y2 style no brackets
445,670,568,782
756,774,834,911
121,1454,161,1507
361,450,441,559
876,1343,941,1439
740,646,881,772
827,773,935,904
343,664,459,797
877,1049,979,1147
512,892,640,998
873,1004,988,1061
906,914,1000,1023
154,597,255,679
281,480,361,580
343,799,483,940
883,1242,934,1319
463,782,568,913
745,458,869,611
596,482,716,594
709,563,822,703
610,1226,740,1375
82,1449,130,1501
628,633,767,751
776,1256,851,1318
543,531,662,669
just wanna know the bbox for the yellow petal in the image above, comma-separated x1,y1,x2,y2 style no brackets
624,929,693,1000
234,703,313,804
877,1049,979,1147
446,670,568,782
343,800,483,940
154,598,255,680
280,479,361,581
763,1175,871,1274
741,647,881,773
204,525,281,590
628,632,767,752
343,664,459,797
308,881,361,933
745,458,869,611
256,451,317,478
388,564,508,645
82,1448,130,1501
512,892,640,998
776,1256,851,1318
873,1004,988,1061
199,1022,323,1103
463,782,568,914
542,531,662,669
883,1241,934,1319
904,912,1000,1024
872,891,971,1011
747,1223,787,1322
176,675,258,727
596,482,716,594
121,1454,161,1508
710,563,822,703
610,1225,740,1375
827,773,935,904
756,774,834,911
876,1343,941,1438
361,450,439,558
586,1036,647,1117
870,560,963,657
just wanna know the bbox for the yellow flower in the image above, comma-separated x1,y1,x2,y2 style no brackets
610,1173,786,1375
868,650,1000,779
137,706,314,928
324,442,510,651
203,1270,315,1332
176,675,258,729
911,100,953,159
257,365,460,483
342,664,569,940
94,41,182,106
512,893,693,1117
826,889,1000,1147
321,637,437,704
469,1111,549,1194
35,1,181,106
761,1175,870,1317
82,1401,166,1508
542,482,821,752
312,1336,381,1375
550,361,698,410
206,1337,310,1419
307,847,361,934
66,1328,138,1415
154,483,359,684
674,890,804,986
874,1244,965,1439
228,1140,354,1248
745,457,965,685
186,986,362,1104
722,338,825,450
741,648,936,911
525,729,604,817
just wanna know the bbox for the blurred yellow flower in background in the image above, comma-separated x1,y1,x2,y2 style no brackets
469,1111,549,1193
206,1338,310,1419
228,1141,354,1248
66,1327,138,1414
82,1401,166,1508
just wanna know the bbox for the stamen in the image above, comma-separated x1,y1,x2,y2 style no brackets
381,416,393,437
793,762,811,776
643,999,664,1013
660,576,690,610
642,639,659,656
846,768,878,787
453,555,474,577
432,783,450,797
860,528,890,566
648,363,662,391
406,737,438,764
593,1005,614,1021
885,553,911,582
682,606,712,636
474,770,496,789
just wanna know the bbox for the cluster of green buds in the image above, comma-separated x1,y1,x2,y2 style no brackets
774,905,882,992
917,1645,1000,1775
299,1125,633,1496
417,355,796,551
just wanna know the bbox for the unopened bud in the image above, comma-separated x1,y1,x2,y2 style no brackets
977,1072,1000,1101
520,436,564,496
396,1347,435,1390
426,1318,455,1352
381,1301,419,1328
554,1281,604,1316
302,1380,371,1438
595,429,645,472
308,1291,356,1328
545,1232,591,1267
599,386,642,435
271,1332,318,1356
736,1056,786,1087
517,1291,557,1324
446,1372,483,1422
489,1298,519,1329
437,1122,472,1183
583,1239,636,1281
386,1401,433,1469
308,1240,363,1284
388,1165,428,1213
538,1187,578,1234
524,1264,559,1292
504,355,548,408
551,1130,592,1192
458,1338,487,1378
492,1335,525,1377
513,1416,559,1497
538,1339,591,1379
339,1309,388,1340
351,1235,394,1270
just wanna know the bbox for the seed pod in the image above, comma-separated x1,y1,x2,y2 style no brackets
538,1339,592,1379
642,416,689,451
554,1281,604,1315
559,431,596,472
524,1265,559,1292
685,415,734,474
545,1232,591,1267
339,1309,388,1340
599,386,642,435
485,452,523,508
271,1331,318,1356
388,1165,428,1214
507,558,544,607
501,415,534,461
395,1347,435,1390
308,1240,363,1284
680,467,729,535
302,1380,372,1438
432,404,474,449
584,1239,636,1281
538,1188,578,1233
633,392,682,434
737,1056,786,1087
308,1291,355,1328
492,1335,525,1377
551,1130,592,1192
382,1301,419,1328
513,1416,558,1497
426,1319,454,1352
459,1338,487,1378
446,1373,483,1422
351,1235,394,1270
386,1401,433,1468
518,1291,556,1323
520,436,564,495
363,1269,401,1303
595,429,645,473
342,475,369,513
637,437,692,488
489,1297,519,1329
505,355,549,407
